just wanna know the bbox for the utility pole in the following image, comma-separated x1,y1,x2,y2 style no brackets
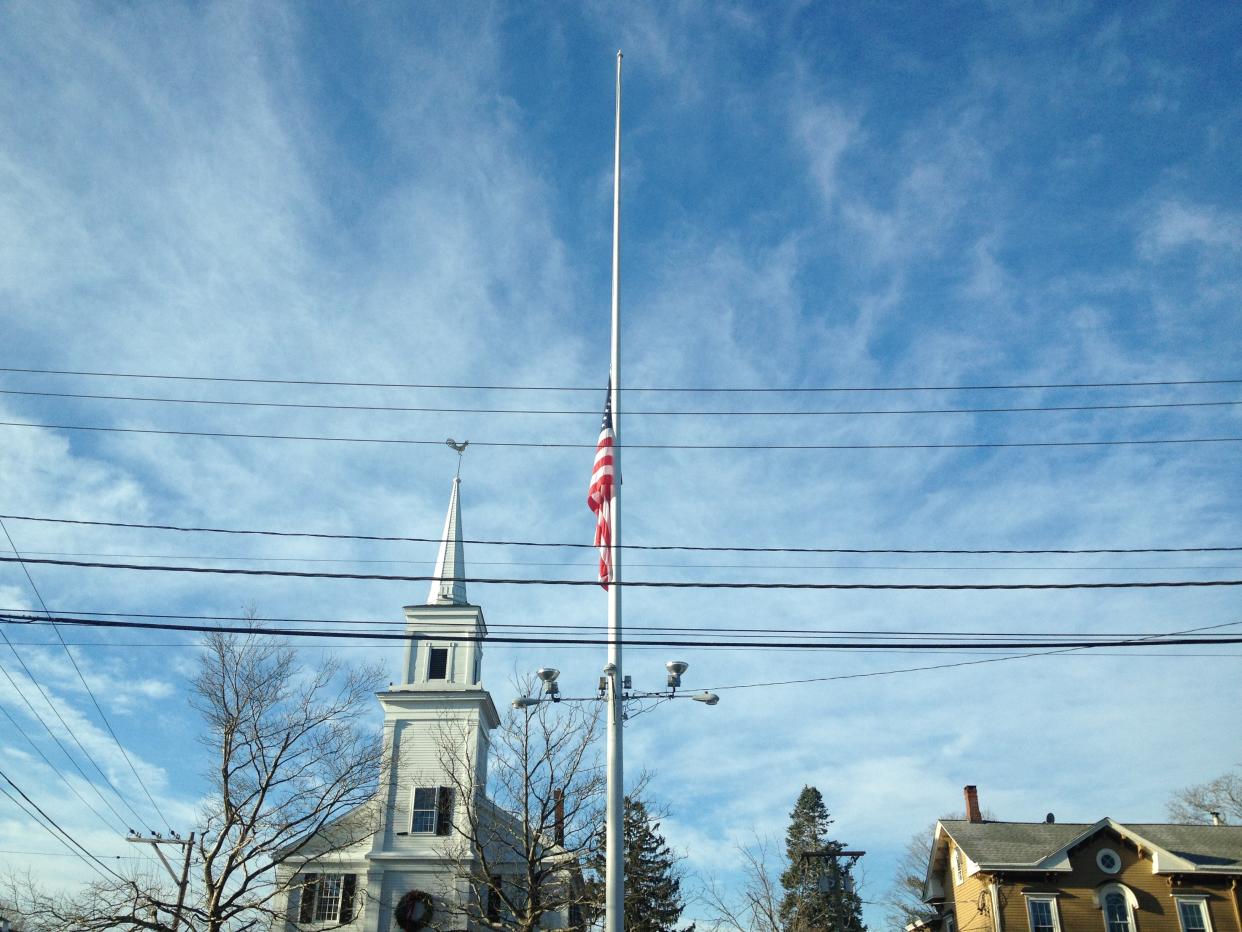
798,847,865,932
126,831,195,931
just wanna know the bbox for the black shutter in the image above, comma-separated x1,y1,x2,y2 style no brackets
339,874,357,923
435,786,455,835
298,874,318,924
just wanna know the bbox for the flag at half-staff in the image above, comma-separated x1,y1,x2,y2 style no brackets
587,385,616,588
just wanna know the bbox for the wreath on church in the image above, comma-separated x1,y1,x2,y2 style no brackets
394,889,435,932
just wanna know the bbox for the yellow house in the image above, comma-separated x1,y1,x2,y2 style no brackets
916,787,1242,932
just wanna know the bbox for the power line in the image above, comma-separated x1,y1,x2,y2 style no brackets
4,513,1240,555
6,607,1224,639
5,385,1241,417
0,698,130,836
6,606,1226,639
4,365,1241,393
701,619,1242,691
5,554,1242,590
0,627,155,832
3,418,1241,450
4,551,1237,574
4,612,1242,650
0,767,128,882
1,518,173,832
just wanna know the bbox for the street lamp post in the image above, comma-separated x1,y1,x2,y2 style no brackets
512,660,719,923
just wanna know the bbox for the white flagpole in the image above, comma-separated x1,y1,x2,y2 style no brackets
605,48,625,932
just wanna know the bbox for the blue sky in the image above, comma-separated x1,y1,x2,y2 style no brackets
2,1,1241,927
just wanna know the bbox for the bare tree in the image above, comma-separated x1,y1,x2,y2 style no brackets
701,834,783,932
881,825,938,932
1168,766,1242,824
433,680,604,932
4,629,385,932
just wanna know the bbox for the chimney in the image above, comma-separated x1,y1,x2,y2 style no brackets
964,785,983,823
554,788,565,845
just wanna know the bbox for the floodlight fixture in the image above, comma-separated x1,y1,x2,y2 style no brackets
665,659,689,688
602,661,617,674
536,667,561,696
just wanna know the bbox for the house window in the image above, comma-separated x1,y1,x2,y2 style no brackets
428,647,448,680
297,873,356,924
411,786,455,835
1175,897,1213,932
1026,896,1061,932
1097,848,1121,874
952,848,964,885
1104,892,1131,932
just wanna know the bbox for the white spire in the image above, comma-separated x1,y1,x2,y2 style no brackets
428,477,467,605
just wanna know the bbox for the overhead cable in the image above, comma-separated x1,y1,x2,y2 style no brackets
4,611,1241,650
3,365,1241,393
3,419,1240,450
4,386,1241,417
8,549,1242,572
5,513,1237,555
4,554,1242,590
0,768,128,882
2,607,1217,640
701,619,1242,691
1,518,173,832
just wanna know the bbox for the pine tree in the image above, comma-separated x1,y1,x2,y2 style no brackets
779,786,865,932
590,796,694,932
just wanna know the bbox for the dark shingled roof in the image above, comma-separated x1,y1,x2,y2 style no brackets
941,820,1242,872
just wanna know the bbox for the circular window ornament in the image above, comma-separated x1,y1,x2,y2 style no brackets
1097,848,1121,874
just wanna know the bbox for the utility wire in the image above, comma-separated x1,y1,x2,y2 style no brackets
3,419,1241,450
3,513,1239,555
4,607,1222,639
0,698,130,836
0,767,128,882
4,386,1241,417
6,548,1241,573
4,611,1242,650
4,365,1241,393
1,518,173,832
0,627,155,832
5,554,1242,590
700,619,1242,692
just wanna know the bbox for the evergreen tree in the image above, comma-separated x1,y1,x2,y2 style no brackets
779,786,865,932
590,796,694,932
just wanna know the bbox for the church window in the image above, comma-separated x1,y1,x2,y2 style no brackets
298,873,356,924
486,877,502,922
428,647,448,680
412,786,455,835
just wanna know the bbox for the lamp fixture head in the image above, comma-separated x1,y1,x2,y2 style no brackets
691,691,720,705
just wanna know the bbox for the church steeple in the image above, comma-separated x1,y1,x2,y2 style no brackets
428,477,467,605
398,476,486,688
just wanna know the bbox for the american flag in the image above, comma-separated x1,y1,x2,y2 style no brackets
587,386,616,588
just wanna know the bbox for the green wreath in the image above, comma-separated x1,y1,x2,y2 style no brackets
394,889,435,932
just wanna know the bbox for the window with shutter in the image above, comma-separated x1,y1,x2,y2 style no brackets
340,874,356,923
412,787,438,833
298,874,319,924
436,786,455,836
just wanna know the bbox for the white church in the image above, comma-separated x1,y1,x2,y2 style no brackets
276,478,575,932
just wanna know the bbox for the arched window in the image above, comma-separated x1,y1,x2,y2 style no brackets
1097,884,1138,932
